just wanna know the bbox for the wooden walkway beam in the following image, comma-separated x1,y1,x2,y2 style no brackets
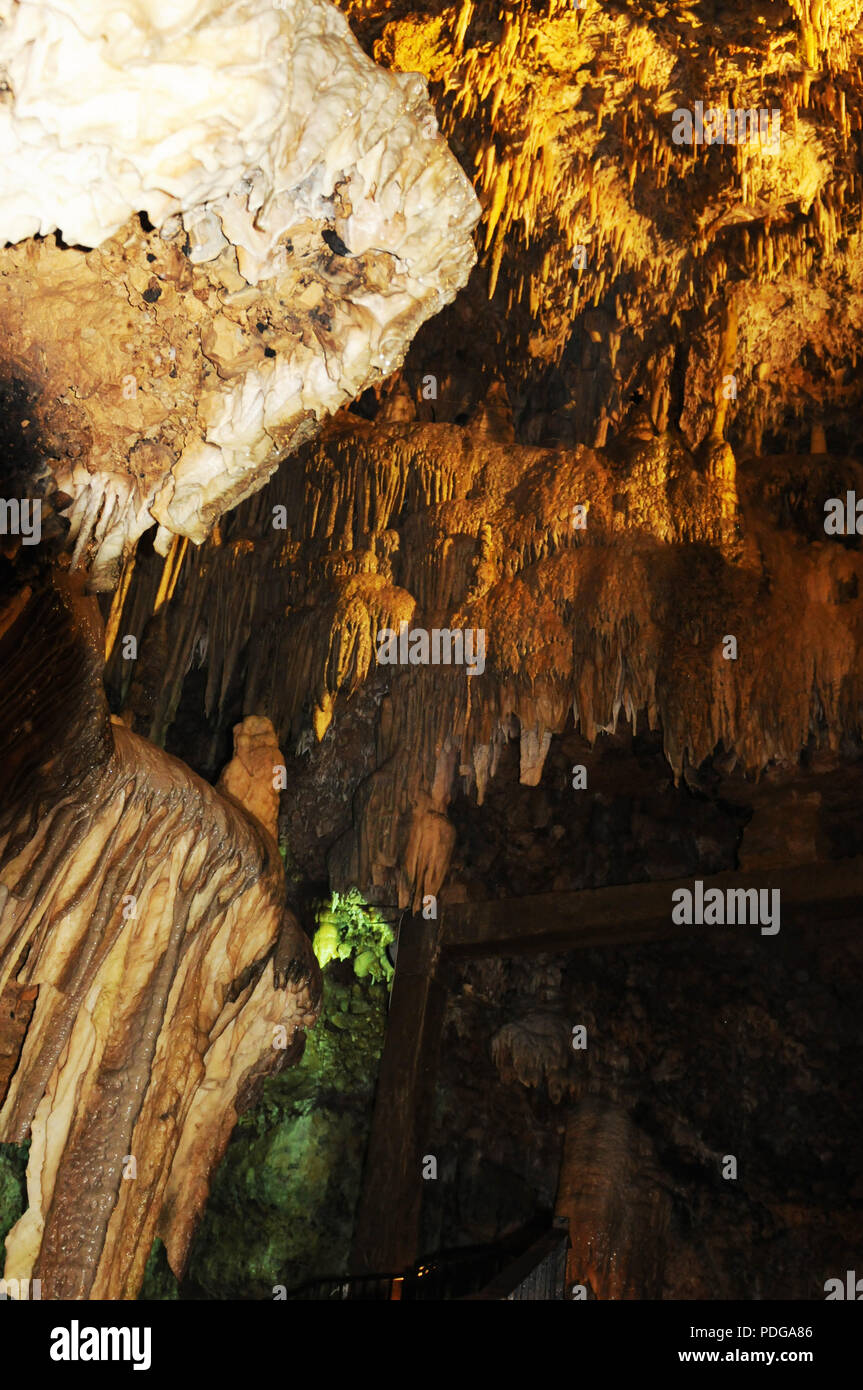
441,857,863,958
350,855,863,1276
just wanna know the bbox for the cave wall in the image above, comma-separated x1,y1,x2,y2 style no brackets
423,929,863,1300
4,0,863,1302
420,726,863,1299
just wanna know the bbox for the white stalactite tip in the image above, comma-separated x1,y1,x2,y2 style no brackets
0,0,480,587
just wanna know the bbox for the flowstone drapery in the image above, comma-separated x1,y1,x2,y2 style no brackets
0,578,321,1298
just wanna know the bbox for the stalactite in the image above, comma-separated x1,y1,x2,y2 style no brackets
105,409,863,916
0,0,480,587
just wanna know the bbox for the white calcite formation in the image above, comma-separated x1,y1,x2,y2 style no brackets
0,0,479,586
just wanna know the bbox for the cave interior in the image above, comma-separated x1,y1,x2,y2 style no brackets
0,0,862,1306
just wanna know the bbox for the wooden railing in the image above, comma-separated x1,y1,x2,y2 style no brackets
464,1224,569,1300
285,1223,569,1301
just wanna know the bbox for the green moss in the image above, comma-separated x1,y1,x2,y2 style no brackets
177,891,391,1298
138,1238,179,1301
0,1143,27,1251
0,1142,28,1251
312,888,394,984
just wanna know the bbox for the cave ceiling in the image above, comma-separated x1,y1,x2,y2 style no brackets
344,0,863,457
90,0,863,910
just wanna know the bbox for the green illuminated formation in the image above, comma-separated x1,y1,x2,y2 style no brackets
142,891,391,1299
313,890,395,984
0,1143,27,1256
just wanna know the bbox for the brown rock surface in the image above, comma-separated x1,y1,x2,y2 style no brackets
218,716,285,844
0,579,320,1299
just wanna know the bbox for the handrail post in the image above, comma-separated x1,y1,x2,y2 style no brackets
351,911,446,1274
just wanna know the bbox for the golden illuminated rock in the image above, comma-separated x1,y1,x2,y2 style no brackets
218,715,286,844
0,579,321,1299
105,418,863,911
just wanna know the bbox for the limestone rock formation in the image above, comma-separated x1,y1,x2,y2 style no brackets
0,578,321,1298
555,1099,672,1300
346,0,863,457
3,0,863,1306
218,715,285,844
83,0,863,925
0,0,479,587
0,0,479,1300
106,420,863,910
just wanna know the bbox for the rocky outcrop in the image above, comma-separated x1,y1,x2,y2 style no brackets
0,0,479,588
0,578,320,1298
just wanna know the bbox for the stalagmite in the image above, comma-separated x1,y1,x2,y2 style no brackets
218,716,286,844
555,1100,672,1299
0,577,321,1298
